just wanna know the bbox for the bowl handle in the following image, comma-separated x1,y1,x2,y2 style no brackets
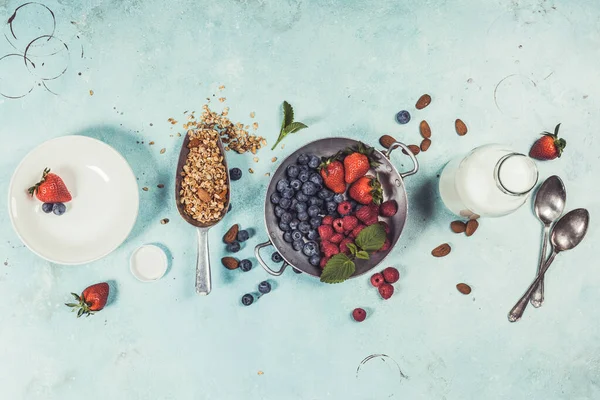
255,240,289,276
386,141,419,179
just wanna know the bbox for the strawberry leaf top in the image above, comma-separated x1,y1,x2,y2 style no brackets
369,176,383,205
27,167,51,196
65,291,96,318
542,123,567,157
343,142,381,168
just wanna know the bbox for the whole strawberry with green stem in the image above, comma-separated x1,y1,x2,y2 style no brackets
28,168,72,203
320,157,346,194
529,123,566,160
343,143,380,184
65,282,109,318
349,175,383,205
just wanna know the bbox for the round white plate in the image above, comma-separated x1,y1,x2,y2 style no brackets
8,136,139,265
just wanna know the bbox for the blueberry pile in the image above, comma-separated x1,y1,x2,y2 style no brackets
271,153,341,267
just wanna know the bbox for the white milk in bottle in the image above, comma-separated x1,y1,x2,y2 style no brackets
439,144,538,218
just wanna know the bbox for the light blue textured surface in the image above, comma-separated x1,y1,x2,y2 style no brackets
1,1,600,399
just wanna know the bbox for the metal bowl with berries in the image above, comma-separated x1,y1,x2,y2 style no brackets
254,137,418,282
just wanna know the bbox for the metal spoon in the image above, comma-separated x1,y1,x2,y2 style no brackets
175,133,231,295
508,208,589,322
530,176,566,308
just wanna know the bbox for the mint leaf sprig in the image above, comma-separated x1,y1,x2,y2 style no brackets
320,224,386,284
271,101,308,150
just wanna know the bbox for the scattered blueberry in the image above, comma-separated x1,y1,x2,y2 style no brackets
298,221,311,234
226,241,241,253
274,206,285,217
309,173,323,186
271,252,283,263
41,203,54,213
237,230,249,242
282,187,295,199
292,239,304,251
279,198,291,210
281,212,293,224
295,192,309,202
308,155,321,169
303,241,319,257
270,192,281,204
309,254,321,266
395,110,411,124
297,153,309,165
52,203,66,216
301,181,318,196
291,230,303,241
326,201,337,214
241,293,254,306
286,164,299,178
333,194,345,203
307,205,320,217
258,281,272,294
239,259,252,272
283,232,293,243
307,229,319,240
310,217,322,229
279,221,291,231
276,179,290,192
298,170,310,183
290,179,302,191
295,202,307,213
297,211,309,221
230,168,242,181
289,219,300,230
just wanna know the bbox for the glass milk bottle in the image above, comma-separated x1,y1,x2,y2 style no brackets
439,144,538,218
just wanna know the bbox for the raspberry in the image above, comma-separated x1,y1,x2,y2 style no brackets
352,308,367,322
322,215,334,225
337,201,352,216
379,221,390,234
318,225,334,240
379,238,391,252
356,203,379,224
380,200,398,217
339,238,354,254
342,215,358,231
319,256,330,269
370,272,385,287
330,233,344,244
378,283,394,300
321,241,339,258
332,218,345,233
366,217,379,226
382,267,399,283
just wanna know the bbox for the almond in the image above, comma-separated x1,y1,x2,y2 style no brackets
379,134,396,149
197,188,211,202
415,94,432,110
223,224,239,244
221,257,239,270
431,243,451,257
450,221,466,233
420,138,431,152
419,120,431,138
402,145,420,156
455,119,468,136
188,138,201,148
456,283,472,295
465,219,479,237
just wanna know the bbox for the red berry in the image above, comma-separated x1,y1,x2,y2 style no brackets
356,203,379,224
318,225,334,240
337,201,352,216
382,267,399,283
366,217,379,226
330,233,344,244
378,283,394,300
379,221,390,234
332,218,345,233
321,241,340,258
342,215,358,231
380,200,398,217
319,256,330,269
379,238,391,251
339,238,354,254
370,272,385,287
352,308,367,322
350,224,366,238
322,215,334,225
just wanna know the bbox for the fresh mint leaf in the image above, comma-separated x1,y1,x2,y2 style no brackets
355,224,386,252
272,101,308,150
283,101,294,128
355,250,369,260
284,122,308,134
320,253,356,284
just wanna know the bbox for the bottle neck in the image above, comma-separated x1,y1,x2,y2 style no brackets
494,153,539,196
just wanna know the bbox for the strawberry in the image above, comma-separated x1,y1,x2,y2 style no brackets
330,233,344,244
343,143,380,184
370,272,385,287
342,215,358,231
378,283,394,300
337,201,352,216
350,223,366,238
356,203,379,225
321,241,339,258
318,225,334,240
319,256,330,269
382,267,400,283
28,168,72,203
322,216,334,225
339,238,354,254
349,175,382,205
352,308,367,322
332,218,345,233
319,159,346,194
65,282,109,318
529,123,566,160
380,200,398,217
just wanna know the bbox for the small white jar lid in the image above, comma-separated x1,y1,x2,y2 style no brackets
130,245,168,282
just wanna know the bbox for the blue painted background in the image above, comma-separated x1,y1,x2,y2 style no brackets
1,0,599,399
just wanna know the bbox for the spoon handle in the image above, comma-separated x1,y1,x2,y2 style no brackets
508,251,557,322
195,227,212,295
530,225,551,308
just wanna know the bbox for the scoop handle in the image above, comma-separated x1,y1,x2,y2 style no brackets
196,227,211,295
